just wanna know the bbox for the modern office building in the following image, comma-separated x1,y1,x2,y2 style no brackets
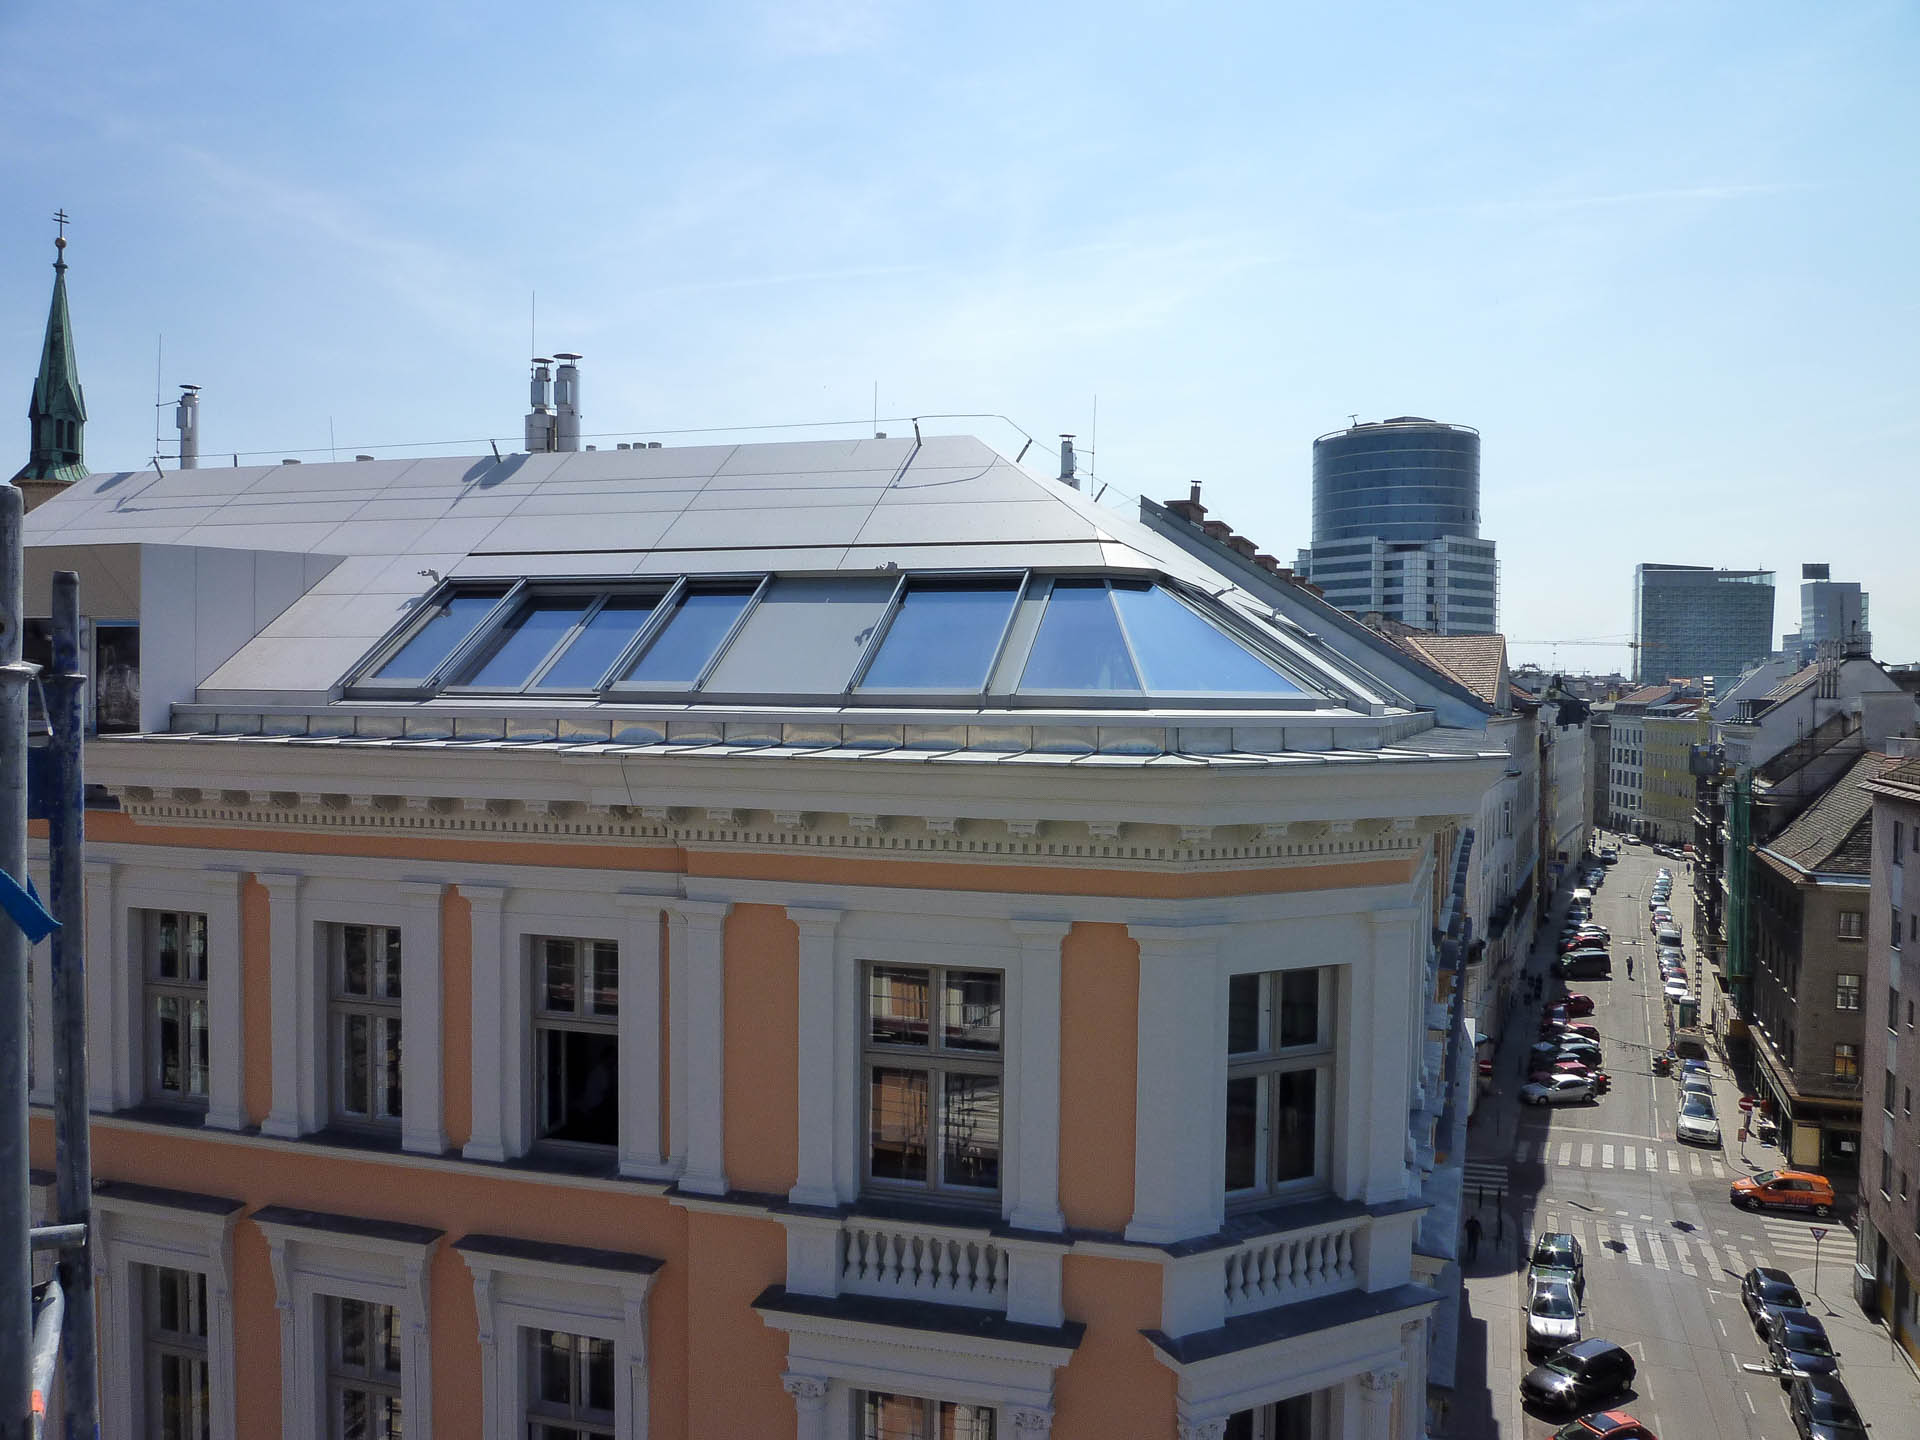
1781,563,1871,664
1631,564,1775,685
1297,419,1497,636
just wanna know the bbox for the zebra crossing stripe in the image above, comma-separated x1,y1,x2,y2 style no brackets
1646,1147,1658,1170
1619,1225,1643,1265
1722,1245,1744,1273
1581,1144,1595,1167
1674,1241,1697,1276
1690,1153,1704,1176
1709,1158,1725,1179
1646,1229,1669,1271
1700,1239,1723,1275
1602,1144,1615,1169
1667,1152,1680,1173
1623,1145,1636,1171
1559,1142,1573,1166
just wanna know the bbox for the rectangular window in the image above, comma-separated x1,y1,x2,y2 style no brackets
1838,911,1865,939
1225,1393,1316,1439
143,1265,210,1440
858,1391,995,1440
1887,1070,1898,1115
1895,819,1905,865
1894,987,1903,1034
142,910,210,1107
524,1329,614,1439
94,621,141,734
534,938,619,1148
1835,973,1861,1011
1883,1152,1894,1198
329,925,402,1128
1226,969,1333,1200
1833,1043,1859,1081
327,1297,402,1440
1896,908,1904,949
864,964,1003,1200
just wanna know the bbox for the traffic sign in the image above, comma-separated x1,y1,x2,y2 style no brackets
1810,1227,1829,1241
1738,1096,1755,1112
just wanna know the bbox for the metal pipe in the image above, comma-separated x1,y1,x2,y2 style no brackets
27,1277,62,1440
25,1226,83,1254
45,570,96,1440
0,482,33,1440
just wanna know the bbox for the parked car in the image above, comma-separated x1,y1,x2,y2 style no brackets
1742,1266,1807,1335
1541,1019,1601,1043
1676,1094,1720,1146
1768,1308,1838,1383
1663,980,1692,1002
1523,1074,1600,1106
1532,1061,1610,1093
1625,834,1642,845
1600,847,1620,863
1787,1372,1869,1440
1527,1278,1584,1356
1562,993,1596,1017
1680,1075,1714,1101
1550,1409,1658,1439
1528,1232,1585,1290
1730,1169,1838,1218
1559,950,1612,979
1519,1337,1633,1411
1655,925,1683,947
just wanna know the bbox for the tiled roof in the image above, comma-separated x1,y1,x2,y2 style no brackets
1762,663,1822,705
1618,684,1673,706
1760,751,1901,875
1390,634,1508,708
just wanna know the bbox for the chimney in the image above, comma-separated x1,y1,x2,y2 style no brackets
1163,480,1208,524
524,357,556,453
553,352,583,452
1227,535,1257,559
175,385,200,470
1058,434,1078,490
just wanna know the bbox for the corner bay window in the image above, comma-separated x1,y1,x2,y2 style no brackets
526,1329,614,1439
143,911,209,1106
144,1265,210,1440
865,964,1003,1199
330,924,402,1127
535,938,619,1147
859,1390,995,1440
1227,968,1332,1198
327,1297,402,1440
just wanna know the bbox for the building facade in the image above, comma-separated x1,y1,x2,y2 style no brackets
1860,742,1920,1365
1632,564,1775,685
1297,420,1497,637
1641,703,1707,845
21,427,1509,1440
1782,563,1870,665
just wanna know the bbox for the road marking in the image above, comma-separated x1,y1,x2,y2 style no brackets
1559,1142,1573,1166
1581,1143,1595,1167
1623,1145,1636,1171
1744,1393,1756,1414
1646,1229,1669,1270
1717,1317,1727,1337
1667,1152,1681,1174
1646,1146,1658,1170
1710,1157,1725,1179
1676,1244,1697,1277
1620,1224,1643,1265
1602,1144,1615,1169
1723,1245,1745,1272
1690,1153,1704,1176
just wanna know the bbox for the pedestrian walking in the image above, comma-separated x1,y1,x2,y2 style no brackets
1463,1215,1482,1262
1626,955,1634,979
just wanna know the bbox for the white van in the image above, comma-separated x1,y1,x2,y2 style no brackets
1571,888,1594,907
1656,923,1682,947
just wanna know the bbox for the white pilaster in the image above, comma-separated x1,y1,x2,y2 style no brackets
667,910,688,1172
675,900,732,1195
1007,920,1069,1233
1127,925,1228,1244
461,883,512,1163
84,858,129,1111
617,894,671,1179
203,868,247,1130
782,1373,831,1440
1356,1366,1401,1440
259,872,310,1137
788,906,844,1208
399,880,447,1154
1361,909,1418,1204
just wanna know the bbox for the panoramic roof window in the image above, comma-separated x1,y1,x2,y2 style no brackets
618,587,756,688
1108,580,1307,696
371,589,507,683
857,579,1020,692
703,577,895,696
458,595,594,688
1018,580,1142,693
534,594,662,690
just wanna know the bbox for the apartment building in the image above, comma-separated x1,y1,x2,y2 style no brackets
1641,702,1706,846
18,425,1507,1440
1860,742,1920,1363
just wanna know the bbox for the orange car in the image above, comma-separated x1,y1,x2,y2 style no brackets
1729,1168,1837,1218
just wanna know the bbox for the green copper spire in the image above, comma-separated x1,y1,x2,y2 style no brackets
11,211,89,489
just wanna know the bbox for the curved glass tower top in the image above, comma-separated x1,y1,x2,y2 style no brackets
1311,417,1480,544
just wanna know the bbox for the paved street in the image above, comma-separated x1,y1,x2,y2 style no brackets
1453,843,1920,1438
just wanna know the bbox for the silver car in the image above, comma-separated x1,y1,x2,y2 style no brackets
1526,1278,1583,1356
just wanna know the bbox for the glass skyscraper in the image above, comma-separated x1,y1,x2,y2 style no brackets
1296,417,1497,635
1632,563,1776,684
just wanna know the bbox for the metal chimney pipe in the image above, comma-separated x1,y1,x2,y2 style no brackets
553,353,582,453
175,385,200,470
524,358,555,453
1058,434,1078,490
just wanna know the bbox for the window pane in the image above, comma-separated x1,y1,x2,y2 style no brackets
1110,581,1308,695
862,1391,929,1440
188,996,210,1097
1227,974,1262,1054
156,995,182,1093
382,930,402,1000
869,966,930,1047
619,588,754,686
942,1073,1001,1190
460,595,593,687
1272,1070,1318,1182
858,581,1020,692
536,594,662,689
870,1067,928,1182
373,590,505,682
342,926,370,996
337,1298,368,1367
339,1388,369,1440
156,911,180,978
1279,969,1320,1047
938,1402,997,1440
540,1028,619,1145
381,1018,404,1119
941,972,1002,1053
185,914,208,982
591,942,619,1017
343,1015,370,1115
537,1330,575,1404
583,1335,615,1412
1018,581,1140,693
1226,1076,1260,1190
701,577,894,697
545,940,577,1013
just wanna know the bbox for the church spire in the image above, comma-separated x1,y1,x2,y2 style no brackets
11,210,89,490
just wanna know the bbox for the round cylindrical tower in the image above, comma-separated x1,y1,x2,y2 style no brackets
1311,417,1480,545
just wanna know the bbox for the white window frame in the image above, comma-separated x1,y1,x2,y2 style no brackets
459,1238,656,1440
256,1210,439,1440
139,908,212,1110
531,934,623,1152
325,921,406,1131
93,1186,242,1440
83,858,247,1129
1223,967,1336,1208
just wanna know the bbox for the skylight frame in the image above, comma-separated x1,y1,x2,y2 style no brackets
438,582,671,698
601,574,771,698
844,569,1029,706
343,580,526,699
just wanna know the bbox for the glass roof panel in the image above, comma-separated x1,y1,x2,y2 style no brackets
1018,580,1141,693
460,596,594,688
372,589,506,683
534,594,662,689
858,580,1019,692
619,588,756,687
703,577,895,696
1110,581,1310,695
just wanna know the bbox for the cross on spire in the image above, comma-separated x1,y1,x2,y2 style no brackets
53,209,69,239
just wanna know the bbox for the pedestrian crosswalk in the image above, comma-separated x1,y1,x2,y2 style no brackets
1498,1137,1728,1180
1528,1205,1844,1282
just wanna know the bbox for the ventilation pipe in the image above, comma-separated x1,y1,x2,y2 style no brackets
1058,434,1078,490
553,352,582,452
524,357,556,452
175,385,200,470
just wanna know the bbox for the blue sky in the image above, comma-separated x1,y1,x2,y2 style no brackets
3,1,1915,672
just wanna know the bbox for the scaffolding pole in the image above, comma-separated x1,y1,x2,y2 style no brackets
0,483,33,1440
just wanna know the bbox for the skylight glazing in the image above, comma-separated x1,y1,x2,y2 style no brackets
619,587,756,687
856,580,1020,692
371,589,507,683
